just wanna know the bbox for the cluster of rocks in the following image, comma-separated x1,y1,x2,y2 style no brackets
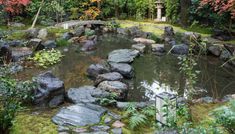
192,94,235,104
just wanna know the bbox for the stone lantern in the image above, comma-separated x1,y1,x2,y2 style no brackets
155,0,164,21
155,92,177,125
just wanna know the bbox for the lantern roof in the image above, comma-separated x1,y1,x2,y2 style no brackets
155,92,177,100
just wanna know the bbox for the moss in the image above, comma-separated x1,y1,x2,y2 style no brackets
47,27,69,38
10,111,57,134
7,31,28,40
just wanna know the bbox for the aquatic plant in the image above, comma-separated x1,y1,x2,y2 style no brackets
30,49,63,68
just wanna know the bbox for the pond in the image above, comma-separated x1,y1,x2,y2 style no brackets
15,34,235,102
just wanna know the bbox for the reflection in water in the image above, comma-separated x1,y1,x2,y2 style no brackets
140,80,177,100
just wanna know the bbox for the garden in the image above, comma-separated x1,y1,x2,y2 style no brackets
0,0,235,134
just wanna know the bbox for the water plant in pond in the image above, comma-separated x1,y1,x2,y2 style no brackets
30,49,63,68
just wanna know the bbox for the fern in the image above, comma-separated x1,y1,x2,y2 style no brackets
129,113,147,129
124,103,137,115
141,105,156,117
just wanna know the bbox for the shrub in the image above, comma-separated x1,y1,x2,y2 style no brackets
29,49,63,68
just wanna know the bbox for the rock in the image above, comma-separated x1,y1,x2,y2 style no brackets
90,125,110,131
87,64,110,79
108,49,139,63
25,28,39,38
212,29,232,41
98,81,128,99
224,43,235,54
95,72,123,86
171,44,189,55
151,44,165,55
81,40,97,51
116,101,154,109
8,22,25,27
109,63,134,78
168,40,176,46
62,32,73,40
112,121,125,128
34,71,65,107
7,40,24,47
133,38,156,44
85,28,95,36
67,86,109,104
182,32,201,45
155,130,178,134
220,49,231,61
107,112,121,120
73,128,88,133
27,38,42,50
208,45,222,57
104,116,112,124
9,64,23,74
192,96,214,103
0,45,12,64
117,28,129,35
52,103,107,127
111,128,122,134
11,47,33,62
128,26,147,37
37,28,48,39
132,44,146,53
36,40,57,50
222,94,235,102
80,132,109,134
164,26,174,37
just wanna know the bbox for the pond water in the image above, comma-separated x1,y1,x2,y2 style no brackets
15,34,235,101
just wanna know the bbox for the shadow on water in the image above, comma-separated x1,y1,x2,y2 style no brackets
15,34,235,101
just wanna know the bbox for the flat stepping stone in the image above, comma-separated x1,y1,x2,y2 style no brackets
67,86,110,104
133,38,156,44
95,72,123,85
132,43,146,53
109,62,133,78
108,49,139,63
52,103,107,127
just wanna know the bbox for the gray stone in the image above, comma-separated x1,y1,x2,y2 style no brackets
36,40,57,50
222,94,235,102
109,62,133,78
7,40,24,47
80,132,109,134
164,26,174,37
9,22,25,27
111,128,122,134
11,47,33,62
112,120,125,128
98,81,128,99
208,45,222,56
52,103,107,127
132,44,146,53
116,101,154,109
104,116,112,124
37,28,48,39
25,28,39,38
171,44,189,55
27,38,42,49
67,86,110,104
155,130,178,134
151,44,165,55
117,28,129,35
108,49,139,63
220,49,231,61
128,26,147,37
95,72,123,86
182,32,201,45
87,64,110,79
62,32,73,40
90,125,110,131
81,40,97,52
133,38,156,44
34,71,65,107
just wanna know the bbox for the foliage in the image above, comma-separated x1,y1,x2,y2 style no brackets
0,75,36,133
0,0,30,14
56,38,70,47
212,100,235,133
29,49,63,68
80,0,101,20
165,0,180,23
96,93,118,106
124,103,156,129
85,28,95,36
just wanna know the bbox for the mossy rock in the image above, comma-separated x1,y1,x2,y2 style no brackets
7,31,28,40
10,113,57,134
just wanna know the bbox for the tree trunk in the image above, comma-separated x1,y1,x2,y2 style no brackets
180,0,191,27
31,0,44,29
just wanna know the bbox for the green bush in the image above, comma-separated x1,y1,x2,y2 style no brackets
30,49,63,68
56,38,70,47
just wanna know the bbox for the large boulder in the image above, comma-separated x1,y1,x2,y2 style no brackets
52,103,107,127
95,72,124,86
171,44,189,55
67,86,109,104
0,45,12,64
116,28,129,35
11,47,33,62
109,62,134,78
87,63,110,79
25,28,39,38
35,40,57,51
33,71,65,107
98,81,128,99
7,40,24,47
164,26,174,37
208,45,222,57
37,28,48,39
27,38,42,50
62,32,74,40
75,26,85,37
81,40,97,51
108,49,139,63
128,26,147,37
182,32,201,45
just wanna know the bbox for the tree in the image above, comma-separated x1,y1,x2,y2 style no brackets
0,0,30,23
200,0,235,30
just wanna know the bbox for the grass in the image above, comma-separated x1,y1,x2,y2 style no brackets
117,20,213,37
